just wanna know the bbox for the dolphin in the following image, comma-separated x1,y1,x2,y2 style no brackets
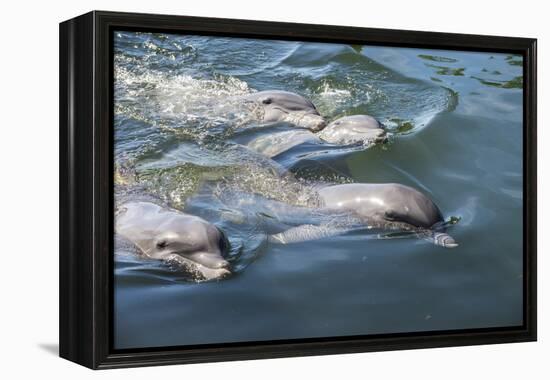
246,114,386,158
318,115,387,145
116,201,231,281
270,183,458,248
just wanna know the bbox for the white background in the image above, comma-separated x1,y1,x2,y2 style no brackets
0,0,546,378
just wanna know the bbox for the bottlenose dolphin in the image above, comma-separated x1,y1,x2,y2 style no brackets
116,201,231,281
246,114,386,158
318,115,386,145
270,183,458,248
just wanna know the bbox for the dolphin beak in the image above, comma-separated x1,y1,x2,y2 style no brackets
215,258,231,269
191,252,232,270
310,118,327,132
164,253,232,281
375,129,388,143
198,261,232,281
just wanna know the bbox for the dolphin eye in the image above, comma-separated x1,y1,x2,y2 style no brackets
156,240,168,249
384,210,396,220
262,98,272,105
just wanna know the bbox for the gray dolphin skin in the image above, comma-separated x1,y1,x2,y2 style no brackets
321,183,458,247
116,201,231,280
319,183,443,228
318,115,387,145
246,114,386,158
271,183,458,248
244,90,326,131
247,129,322,158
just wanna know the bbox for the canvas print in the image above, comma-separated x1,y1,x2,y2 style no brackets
113,31,524,349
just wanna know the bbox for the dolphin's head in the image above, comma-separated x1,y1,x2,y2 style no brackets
319,115,387,145
296,113,327,132
381,183,445,229
254,91,327,132
152,219,231,281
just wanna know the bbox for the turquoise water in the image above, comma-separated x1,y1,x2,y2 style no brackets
113,31,523,349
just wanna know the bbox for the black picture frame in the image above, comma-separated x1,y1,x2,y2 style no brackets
59,10,537,369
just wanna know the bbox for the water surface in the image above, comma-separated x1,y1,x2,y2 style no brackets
113,32,523,349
